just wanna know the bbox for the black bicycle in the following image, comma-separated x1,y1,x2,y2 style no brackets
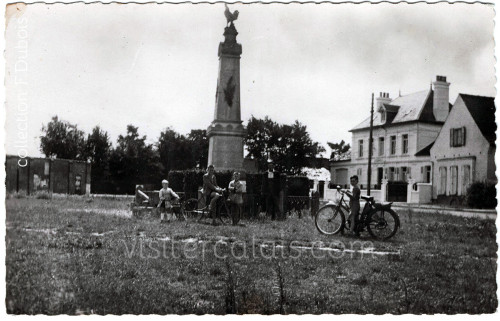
315,187,400,240
184,188,232,225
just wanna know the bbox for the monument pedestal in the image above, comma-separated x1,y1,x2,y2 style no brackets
207,121,246,172
207,22,246,172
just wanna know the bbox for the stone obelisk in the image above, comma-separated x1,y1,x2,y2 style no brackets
207,9,246,171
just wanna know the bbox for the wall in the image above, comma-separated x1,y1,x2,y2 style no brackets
5,155,91,195
430,96,493,198
337,122,437,188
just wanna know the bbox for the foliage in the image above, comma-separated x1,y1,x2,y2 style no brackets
466,181,497,209
158,128,209,177
327,140,351,161
7,190,27,199
108,125,162,194
187,129,209,170
286,176,310,196
34,191,52,199
245,116,325,174
40,116,87,160
168,169,233,199
85,126,112,189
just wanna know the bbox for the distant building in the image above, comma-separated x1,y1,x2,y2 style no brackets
430,94,496,199
331,76,451,193
5,155,91,195
330,76,496,204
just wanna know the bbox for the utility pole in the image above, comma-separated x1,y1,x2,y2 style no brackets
367,93,374,195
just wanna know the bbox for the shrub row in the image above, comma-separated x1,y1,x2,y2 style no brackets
466,181,497,209
167,170,311,198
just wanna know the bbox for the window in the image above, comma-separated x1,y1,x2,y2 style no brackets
450,166,458,195
402,134,408,154
378,137,385,156
357,168,362,177
462,165,471,194
450,127,466,147
401,167,407,182
390,136,396,155
358,140,364,157
439,167,447,195
421,166,431,183
388,167,395,181
381,111,386,122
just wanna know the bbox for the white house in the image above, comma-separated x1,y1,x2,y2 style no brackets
330,75,451,202
430,94,496,199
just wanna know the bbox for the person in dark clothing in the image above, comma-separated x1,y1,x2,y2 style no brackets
344,175,361,235
261,161,282,220
203,165,223,225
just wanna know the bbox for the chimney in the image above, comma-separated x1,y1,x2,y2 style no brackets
376,92,391,111
432,75,450,121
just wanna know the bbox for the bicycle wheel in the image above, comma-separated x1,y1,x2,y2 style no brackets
184,198,201,217
217,200,231,225
315,204,345,235
367,209,400,240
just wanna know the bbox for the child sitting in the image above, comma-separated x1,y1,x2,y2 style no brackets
158,179,180,223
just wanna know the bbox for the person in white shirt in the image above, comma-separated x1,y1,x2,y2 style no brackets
158,179,180,223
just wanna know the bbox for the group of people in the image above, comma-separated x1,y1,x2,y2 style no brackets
156,161,283,224
156,164,363,234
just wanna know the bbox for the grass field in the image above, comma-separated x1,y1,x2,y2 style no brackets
5,196,497,314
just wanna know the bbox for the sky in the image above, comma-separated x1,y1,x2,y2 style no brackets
4,1,496,158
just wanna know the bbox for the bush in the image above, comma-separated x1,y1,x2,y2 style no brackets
168,169,234,199
466,181,497,209
168,170,186,193
246,173,263,195
286,176,310,196
34,191,52,199
8,190,27,199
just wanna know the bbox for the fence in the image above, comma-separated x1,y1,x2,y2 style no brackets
5,155,91,195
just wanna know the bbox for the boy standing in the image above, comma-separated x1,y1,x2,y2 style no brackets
158,179,180,223
345,175,361,235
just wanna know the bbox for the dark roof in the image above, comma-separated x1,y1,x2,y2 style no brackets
460,94,496,145
415,142,434,156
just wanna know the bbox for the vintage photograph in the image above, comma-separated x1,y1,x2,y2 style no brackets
3,1,497,315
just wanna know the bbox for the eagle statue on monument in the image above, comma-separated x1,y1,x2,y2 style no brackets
224,4,239,27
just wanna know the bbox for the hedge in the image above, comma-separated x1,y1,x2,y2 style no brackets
286,176,310,196
466,181,497,209
168,169,234,199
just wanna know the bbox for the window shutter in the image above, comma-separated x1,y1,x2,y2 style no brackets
462,127,466,146
450,128,453,147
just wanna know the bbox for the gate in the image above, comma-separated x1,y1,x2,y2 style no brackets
387,181,408,202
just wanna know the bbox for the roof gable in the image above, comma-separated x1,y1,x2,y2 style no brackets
459,94,496,145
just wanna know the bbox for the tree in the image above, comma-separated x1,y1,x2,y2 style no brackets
245,116,325,174
327,140,351,161
157,127,192,175
85,126,112,180
108,125,161,192
187,129,209,169
40,116,86,160
157,128,209,176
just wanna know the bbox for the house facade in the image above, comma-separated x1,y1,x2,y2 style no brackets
430,94,496,199
331,76,451,194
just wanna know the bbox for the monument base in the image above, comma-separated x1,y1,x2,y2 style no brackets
207,134,245,172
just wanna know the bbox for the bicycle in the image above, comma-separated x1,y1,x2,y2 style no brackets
184,189,232,225
315,186,400,240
